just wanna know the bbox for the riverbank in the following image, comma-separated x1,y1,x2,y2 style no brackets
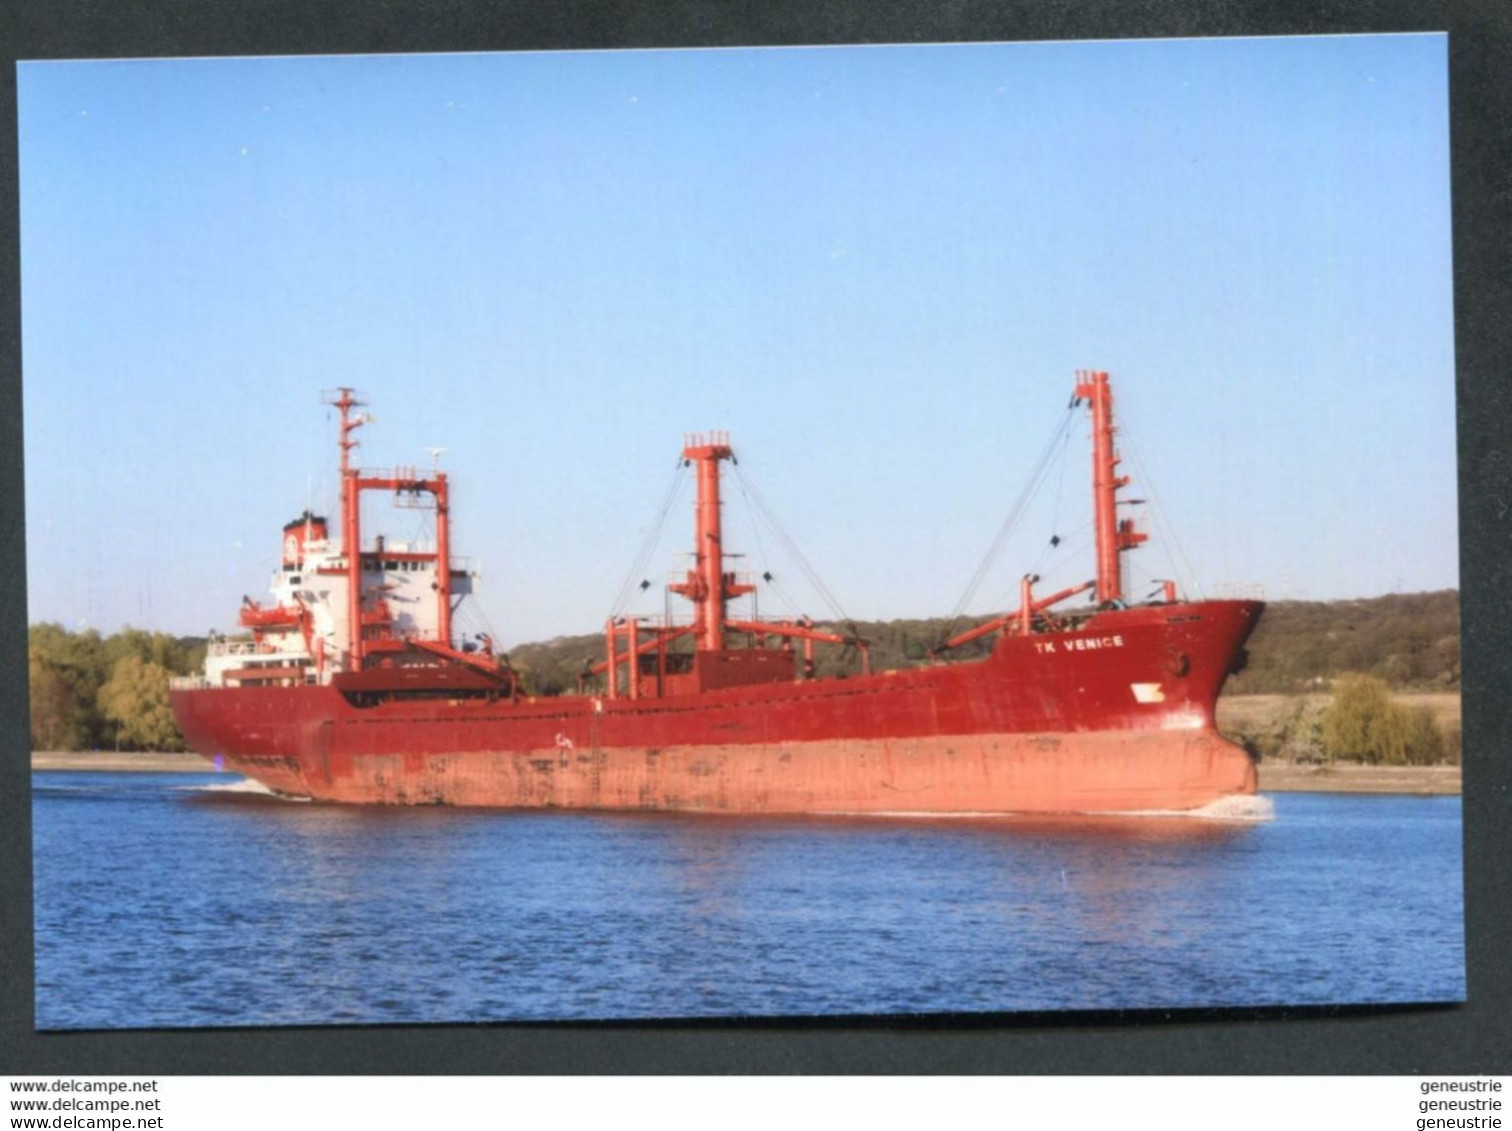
1217,690,1462,730
1258,762,1460,794
31,751,215,773
32,750,1462,795
1221,691,1462,793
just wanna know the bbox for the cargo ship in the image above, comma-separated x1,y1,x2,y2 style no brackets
170,372,1264,814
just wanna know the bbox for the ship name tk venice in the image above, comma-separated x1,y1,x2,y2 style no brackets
170,373,1264,814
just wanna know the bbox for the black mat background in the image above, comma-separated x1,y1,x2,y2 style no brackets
0,0,1507,1076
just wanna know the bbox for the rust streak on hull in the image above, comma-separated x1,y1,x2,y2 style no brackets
213,728,1254,814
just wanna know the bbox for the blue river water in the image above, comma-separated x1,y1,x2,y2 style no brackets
31,772,1465,1029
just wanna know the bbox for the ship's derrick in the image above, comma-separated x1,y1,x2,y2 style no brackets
592,432,868,700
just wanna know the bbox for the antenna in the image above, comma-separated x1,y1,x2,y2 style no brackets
425,447,447,472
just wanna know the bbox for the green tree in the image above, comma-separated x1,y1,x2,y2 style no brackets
1433,636,1461,685
28,647,94,751
1321,674,1393,762
1256,696,1326,763
1402,705,1445,766
29,622,108,686
28,624,107,749
180,638,208,676
1321,673,1448,765
103,627,192,675
1442,723,1462,765
97,655,185,751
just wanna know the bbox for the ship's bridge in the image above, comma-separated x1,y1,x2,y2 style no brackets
171,638,317,690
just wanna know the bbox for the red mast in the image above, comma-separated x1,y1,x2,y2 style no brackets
326,389,463,671
433,472,452,650
595,432,870,697
350,467,454,647
330,388,368,670
671,432,754,652
1073,369,1146,605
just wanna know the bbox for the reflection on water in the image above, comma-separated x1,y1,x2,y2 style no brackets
32,772,1464,1028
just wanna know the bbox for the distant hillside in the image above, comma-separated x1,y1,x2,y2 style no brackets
1223,589,1459,694
504,590,1461,696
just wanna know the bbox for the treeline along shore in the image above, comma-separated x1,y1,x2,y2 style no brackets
30,590,1463,794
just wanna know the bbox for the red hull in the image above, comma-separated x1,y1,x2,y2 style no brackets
171,599,1263,815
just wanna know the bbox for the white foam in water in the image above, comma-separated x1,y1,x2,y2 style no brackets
180,778,309,801
1117,793,1276,822
822,795,1277,822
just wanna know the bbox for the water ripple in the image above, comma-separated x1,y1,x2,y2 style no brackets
32,771,1465,1028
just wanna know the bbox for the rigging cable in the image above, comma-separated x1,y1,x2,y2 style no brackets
728,472,804,620
729,459,855,629
938,401,1079,646
1120,426,1204,602
990,522,1095,611
1049,407,1074,540
1027,518,1094,586
610,456,691,617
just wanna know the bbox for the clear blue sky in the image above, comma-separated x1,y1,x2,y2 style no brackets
19,35,1456,646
